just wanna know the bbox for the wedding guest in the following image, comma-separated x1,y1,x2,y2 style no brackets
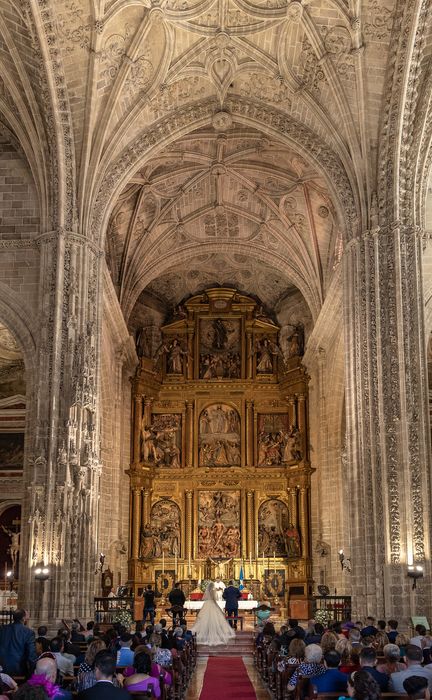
77,651,130,700
311,650,349,692
49,638,74,677
359,647,389,691
29,656,72,699
347,668,380,700
376,644,407,674
390,646,432,692
0,608,37,676
123,651,161,697
287,644,325,690
387,620,399,644
403,675,430,700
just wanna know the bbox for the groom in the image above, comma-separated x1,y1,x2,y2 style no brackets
223,579,241,629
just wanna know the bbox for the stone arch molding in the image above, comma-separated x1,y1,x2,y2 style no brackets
122,239,322,324
91,97,360,250
0,282,37,376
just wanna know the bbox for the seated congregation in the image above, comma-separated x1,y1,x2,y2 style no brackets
0,609,196,699
255,617,432,700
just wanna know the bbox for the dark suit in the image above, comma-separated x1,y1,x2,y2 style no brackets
223,585,241,628
0,621,37,675
77,681,130,700
168,587,186,623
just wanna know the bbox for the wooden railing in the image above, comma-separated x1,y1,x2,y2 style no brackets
312,595,351,621
94,596,134,625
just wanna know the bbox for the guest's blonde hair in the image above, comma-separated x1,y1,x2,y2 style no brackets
84,639,106,666
336,638,352,663
320,631,338,654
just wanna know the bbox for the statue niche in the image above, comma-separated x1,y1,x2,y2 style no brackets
140,500,181,559
258,499,300,558
198,490,240,559
199,404,241,467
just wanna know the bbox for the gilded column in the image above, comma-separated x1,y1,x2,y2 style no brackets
185,490,193,573
299,486,309,557
246,490,254,563
297,394,307,459
241,490,247,559
133,395,143,464
132,487,142,559
288,487,298,527
143,488,151,524
186,401,194,468
143,397,153,426
246,400,254,466
246,332,253,378
187,330,194,380
287,395,296,427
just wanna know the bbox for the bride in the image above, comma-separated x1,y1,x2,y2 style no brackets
191,581,236,645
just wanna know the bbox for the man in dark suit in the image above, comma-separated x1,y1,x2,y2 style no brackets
143,584,156,624
77,651,130,699
223,579,241,629
168,582,186,624
0,608,37,676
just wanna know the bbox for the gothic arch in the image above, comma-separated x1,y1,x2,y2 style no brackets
122,240,323,324
91,98,361,250
0,282,37,376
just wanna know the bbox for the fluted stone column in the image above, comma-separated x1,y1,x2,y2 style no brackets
344,224,432,619
246,490,255,561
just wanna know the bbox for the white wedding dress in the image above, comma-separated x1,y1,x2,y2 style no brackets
191,582,236,645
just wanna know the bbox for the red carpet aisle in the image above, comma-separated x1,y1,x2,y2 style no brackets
199,657,257,700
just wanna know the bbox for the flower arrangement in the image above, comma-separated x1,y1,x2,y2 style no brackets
199,579,212,592
314,608,332,625
112,609,133,629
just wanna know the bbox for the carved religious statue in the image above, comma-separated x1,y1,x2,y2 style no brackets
255,337,284,373
1,525,20,571
285,524,301,557
167,338,187,374
287,323,305,357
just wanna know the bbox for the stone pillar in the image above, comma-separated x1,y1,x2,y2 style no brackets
185,490,193,574
186,401,194,468
21,231,102,622
344,224,432,619
245,400,254,466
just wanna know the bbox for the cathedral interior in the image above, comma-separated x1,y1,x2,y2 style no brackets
0,0,431,627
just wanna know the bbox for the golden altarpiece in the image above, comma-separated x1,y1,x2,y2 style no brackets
128,288,313,613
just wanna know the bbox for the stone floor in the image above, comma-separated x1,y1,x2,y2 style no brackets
185,656,272,700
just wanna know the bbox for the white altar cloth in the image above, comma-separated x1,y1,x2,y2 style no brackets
184,600,257,611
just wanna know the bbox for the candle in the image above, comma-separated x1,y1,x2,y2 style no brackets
273,551,276,574
188,552,191,577
162,551,165,576
249,551,252,570
174,549,177,577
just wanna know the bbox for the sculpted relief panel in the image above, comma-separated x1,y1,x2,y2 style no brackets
142,414,182,467
258,499,300,558
199,404,241,467
140,500,181,559
198,490,241,558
